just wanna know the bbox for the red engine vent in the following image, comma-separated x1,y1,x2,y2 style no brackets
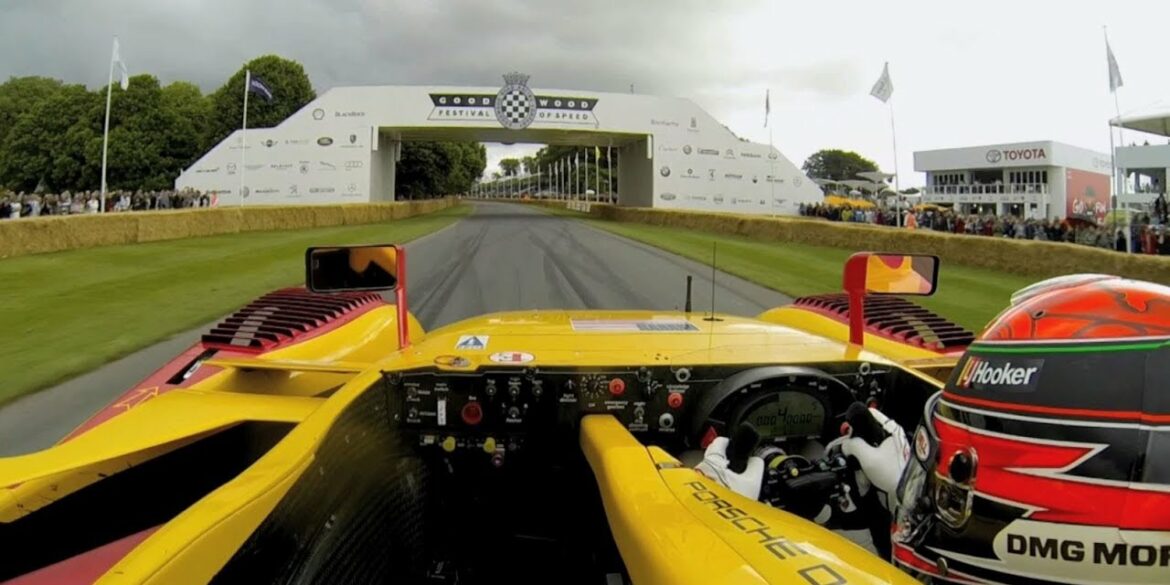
201,288,383,352
793,293,975,351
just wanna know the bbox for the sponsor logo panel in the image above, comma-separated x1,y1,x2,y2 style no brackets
428,72,600,129
956,356,1043,391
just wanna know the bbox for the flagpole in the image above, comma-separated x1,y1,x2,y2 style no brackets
888,99,902,227
1104,26,1128,251
99,38,117,214
595,148,601,202
240,69,250,207
606,145,612,203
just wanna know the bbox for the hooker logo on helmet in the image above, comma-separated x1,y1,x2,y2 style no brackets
957,357,1042,391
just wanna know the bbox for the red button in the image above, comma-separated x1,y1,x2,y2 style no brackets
461,401,483,425
608,378,626,397
667,392,684,409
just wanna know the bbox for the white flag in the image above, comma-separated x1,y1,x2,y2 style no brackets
111,38,129,90
764,89,770,127
870,62,893,103
1106,39,1123,93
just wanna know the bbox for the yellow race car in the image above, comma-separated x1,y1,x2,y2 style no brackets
0,245,971,585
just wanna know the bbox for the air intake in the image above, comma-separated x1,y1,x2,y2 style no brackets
201,288,383,352
793,293,975,351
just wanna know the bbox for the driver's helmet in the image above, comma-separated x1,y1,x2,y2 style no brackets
892,274,1170,584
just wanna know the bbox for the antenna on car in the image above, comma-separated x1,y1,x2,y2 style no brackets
704,242,721,322
684,275,693,313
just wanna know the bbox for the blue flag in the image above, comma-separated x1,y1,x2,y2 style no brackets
248,75,275,102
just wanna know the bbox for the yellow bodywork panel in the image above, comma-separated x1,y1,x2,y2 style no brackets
756,306,952,363
102,369,386,585
203,357,370,374
1,305,942,583
581,416,917,585
0,391,321,521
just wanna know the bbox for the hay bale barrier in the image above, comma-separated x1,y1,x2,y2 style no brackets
0,198,456,259
535,201,1170,286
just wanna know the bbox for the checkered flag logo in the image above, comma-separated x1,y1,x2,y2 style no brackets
494,72,537,130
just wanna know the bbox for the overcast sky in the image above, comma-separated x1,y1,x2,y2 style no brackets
3,0,1169,184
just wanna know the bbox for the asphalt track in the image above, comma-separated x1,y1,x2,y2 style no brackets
0,202,789,456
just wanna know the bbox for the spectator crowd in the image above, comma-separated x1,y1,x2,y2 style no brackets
0,188,212,219
799,198,1170,256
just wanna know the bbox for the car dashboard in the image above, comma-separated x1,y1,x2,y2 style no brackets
391,360,936,465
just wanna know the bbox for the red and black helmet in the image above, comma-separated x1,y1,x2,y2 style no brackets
893,275,1170,584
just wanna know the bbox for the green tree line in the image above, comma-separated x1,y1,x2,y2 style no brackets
0,55,484,197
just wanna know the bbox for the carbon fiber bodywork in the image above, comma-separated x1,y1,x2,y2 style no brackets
215,378,432,584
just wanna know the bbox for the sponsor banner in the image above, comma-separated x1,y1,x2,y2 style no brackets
983,519,1170,582
987,147,1047,164
428,74,599,128
1066,168,1110,225
311,108,365,121
697,148,719,156
956,356,1043,391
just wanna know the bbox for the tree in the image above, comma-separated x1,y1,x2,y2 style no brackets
801,149,879,181
0,77,64,160
521,156,537,175
498,158,520,177
0,83,98,192
206,55,316,149
396,142,487,199
161,81,212,163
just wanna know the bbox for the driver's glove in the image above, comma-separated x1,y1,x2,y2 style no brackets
828,407,910,509
694,436,765,500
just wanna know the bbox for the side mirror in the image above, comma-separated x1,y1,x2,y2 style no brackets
841,252,940,345
844,253,939,296
306,245,400,293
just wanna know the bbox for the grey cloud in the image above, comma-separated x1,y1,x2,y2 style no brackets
0,0,861,101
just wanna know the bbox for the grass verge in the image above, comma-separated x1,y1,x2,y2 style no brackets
561,210,1032,332
0,205,470,405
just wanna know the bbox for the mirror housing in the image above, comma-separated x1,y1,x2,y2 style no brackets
844,253,939,296
842,252,940,345
305,244,412,348
306,245,400,293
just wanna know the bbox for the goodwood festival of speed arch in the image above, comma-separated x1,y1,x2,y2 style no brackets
175,73,824,215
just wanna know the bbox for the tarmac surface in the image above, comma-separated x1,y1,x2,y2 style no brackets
0,201,789,455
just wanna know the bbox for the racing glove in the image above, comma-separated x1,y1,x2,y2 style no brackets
828,407,910,510
694,436,765,500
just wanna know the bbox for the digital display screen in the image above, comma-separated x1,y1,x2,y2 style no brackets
743,392,826,439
